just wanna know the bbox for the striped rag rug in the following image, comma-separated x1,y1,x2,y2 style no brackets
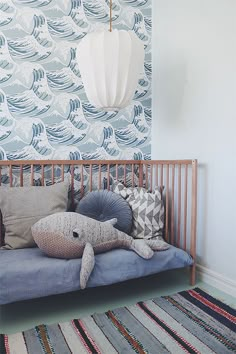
1,288,235,354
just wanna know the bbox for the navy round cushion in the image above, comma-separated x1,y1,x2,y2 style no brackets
77,190,132,234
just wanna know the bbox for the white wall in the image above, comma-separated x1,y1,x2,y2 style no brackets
152,0,236,283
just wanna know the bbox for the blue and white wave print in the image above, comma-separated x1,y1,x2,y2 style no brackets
81,124,144,160
46,49,84,92
144,61,152,80
133,11,150,44
5,10,54,60
47,2,89,41
115,103,149,147
0,1,16,27
83,0,121,22
119,0,149,7
0,91,15,141
46,98,90,144
134,73,151,100
144,105,152,126
40,1,74,17
0,147,7,160
1,6,45,38
7,68,53,117
0,33,15,84
12,0,53,7
0,0,151,161
82,102,118,121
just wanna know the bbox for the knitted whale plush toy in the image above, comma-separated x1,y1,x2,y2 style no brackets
32,212,169,289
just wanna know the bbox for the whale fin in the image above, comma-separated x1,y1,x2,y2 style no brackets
103,218,117,226
80,243,95,289
129,239,154,259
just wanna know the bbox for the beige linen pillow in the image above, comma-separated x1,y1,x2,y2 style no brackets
0,181,69,250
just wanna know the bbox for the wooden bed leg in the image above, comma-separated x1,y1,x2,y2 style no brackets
190,264,196,286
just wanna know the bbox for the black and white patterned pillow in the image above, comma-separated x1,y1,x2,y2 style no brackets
113,181,165,239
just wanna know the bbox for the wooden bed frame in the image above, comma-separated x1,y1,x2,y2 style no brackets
0,159,197,285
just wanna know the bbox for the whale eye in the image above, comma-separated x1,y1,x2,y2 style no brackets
73,231,79,238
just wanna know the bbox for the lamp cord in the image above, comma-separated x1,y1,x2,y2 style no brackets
109,0,112,32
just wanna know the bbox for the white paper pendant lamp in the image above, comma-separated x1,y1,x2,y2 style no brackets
77,29,144,111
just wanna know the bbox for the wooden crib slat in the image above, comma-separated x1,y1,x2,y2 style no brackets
171,164,175,245
153,165,159,188
70,165,75,209
145,164,149,189
51,164,54,184
139,163,143,187
81,164,84,197
165,164,169,242
190,160,198,285
177,164,181,248
160,164,163,192
116,164,118,181
61,164,64,182
156,164,160,187
89,165,92,192
131,164,134,187
9,165,13,187
20,165,23,187
150,164,153,192
183,164,188,250
30,165,34,186
107,164,110,190
41,165,45,186
98,164,102,190
123,164,126,186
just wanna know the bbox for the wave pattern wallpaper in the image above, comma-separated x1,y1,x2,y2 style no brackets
0,0,152,161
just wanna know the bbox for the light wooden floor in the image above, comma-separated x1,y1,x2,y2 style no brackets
0,268,235,335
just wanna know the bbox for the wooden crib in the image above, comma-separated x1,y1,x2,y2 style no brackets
0,159,197,284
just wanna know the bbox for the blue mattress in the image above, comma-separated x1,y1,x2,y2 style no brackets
0,246,193,305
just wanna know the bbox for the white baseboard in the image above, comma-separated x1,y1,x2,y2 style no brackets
197,264,236,298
